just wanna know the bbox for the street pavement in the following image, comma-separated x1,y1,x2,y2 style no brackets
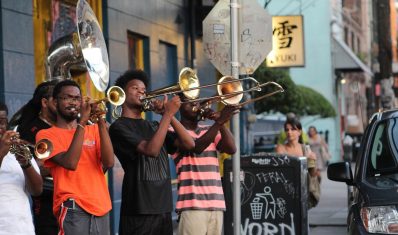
309,169,348,234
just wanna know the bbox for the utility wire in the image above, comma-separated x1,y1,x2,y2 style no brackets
263,0,272,9
287,0,318,15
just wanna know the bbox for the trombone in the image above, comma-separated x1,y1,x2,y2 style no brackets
139,67,284,112
141,67,200,111
193,79,284,120
140,67,243,111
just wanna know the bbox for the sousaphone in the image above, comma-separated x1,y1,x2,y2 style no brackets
45,0,109,92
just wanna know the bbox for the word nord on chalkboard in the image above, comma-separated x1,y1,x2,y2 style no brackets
241,213,295,235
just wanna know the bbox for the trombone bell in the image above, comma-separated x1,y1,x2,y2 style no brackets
179,67,200,99
35,139,53,160
144,67,200,101
217,76,243,105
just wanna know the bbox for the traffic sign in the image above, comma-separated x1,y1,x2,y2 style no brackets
203,0,272,75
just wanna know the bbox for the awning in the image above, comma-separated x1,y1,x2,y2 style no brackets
332,36,373,76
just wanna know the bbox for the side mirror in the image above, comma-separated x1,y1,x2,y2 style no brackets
327,162,354,185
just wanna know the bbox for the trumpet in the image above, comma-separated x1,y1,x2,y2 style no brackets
9,136,34,161
9,137,54,161
89,86,125,122
34,139,53,160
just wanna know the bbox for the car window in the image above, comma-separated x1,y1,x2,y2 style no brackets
368,118,398,174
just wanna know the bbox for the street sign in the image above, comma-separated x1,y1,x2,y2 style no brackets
203,0,272,75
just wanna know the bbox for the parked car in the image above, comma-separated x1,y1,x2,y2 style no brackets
328,109,398,234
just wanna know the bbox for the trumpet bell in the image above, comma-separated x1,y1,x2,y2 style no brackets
217,76,243,105
107,86,125,106
35,139,53,160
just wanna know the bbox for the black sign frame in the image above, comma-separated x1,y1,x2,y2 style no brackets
223,153,308,235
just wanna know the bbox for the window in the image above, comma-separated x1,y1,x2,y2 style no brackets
127,33,149,72
155,41,177,91
369,119,398,174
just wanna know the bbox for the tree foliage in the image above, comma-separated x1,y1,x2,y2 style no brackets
252,65,336,118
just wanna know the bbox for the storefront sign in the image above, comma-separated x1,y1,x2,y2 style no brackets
266,15,305,67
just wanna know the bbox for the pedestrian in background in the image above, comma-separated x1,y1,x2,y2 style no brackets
275,118,320,209
36,80,114,235
276,112,309,145
308,126,331,171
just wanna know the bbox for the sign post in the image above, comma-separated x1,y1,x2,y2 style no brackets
203,1,272,234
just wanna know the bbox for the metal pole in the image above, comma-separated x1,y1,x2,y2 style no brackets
230,0,241,234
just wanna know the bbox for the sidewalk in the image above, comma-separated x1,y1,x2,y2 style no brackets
309,170,348,234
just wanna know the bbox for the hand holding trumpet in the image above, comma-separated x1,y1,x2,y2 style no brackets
79,96,108,124
0,130,18,159
0,131,32,167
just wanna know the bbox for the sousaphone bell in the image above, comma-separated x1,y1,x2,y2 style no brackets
45,0,109,92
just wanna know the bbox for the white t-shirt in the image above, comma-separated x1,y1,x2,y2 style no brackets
0,152,40,235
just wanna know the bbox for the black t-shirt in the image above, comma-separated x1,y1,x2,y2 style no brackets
18,117,51,145
109,117,177,215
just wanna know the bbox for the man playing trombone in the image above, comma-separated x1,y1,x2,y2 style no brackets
172,95,239,235
109,69,195,235
36,80,114,235
0,102,43,234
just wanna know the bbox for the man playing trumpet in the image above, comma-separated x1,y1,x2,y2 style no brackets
0,102,43,234
36,80,114,235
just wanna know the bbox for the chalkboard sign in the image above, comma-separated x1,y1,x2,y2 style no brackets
223,153,308,235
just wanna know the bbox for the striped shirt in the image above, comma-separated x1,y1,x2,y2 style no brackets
172,125,226,211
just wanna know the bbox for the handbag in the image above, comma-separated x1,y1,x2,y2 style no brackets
320,145,331,161
308,173,321,209
302,144,321,208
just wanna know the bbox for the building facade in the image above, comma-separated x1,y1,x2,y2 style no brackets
0,0,217,233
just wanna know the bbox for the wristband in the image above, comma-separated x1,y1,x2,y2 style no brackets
77,123,85,129
20,159,32,169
